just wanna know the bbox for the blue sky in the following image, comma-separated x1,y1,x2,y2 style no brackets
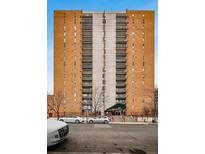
47,0,158,93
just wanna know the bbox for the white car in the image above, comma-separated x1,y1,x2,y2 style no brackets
59,115,84,123
47,119,69,146
87,116,110,124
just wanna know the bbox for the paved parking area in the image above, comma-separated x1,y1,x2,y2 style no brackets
48,124,158,154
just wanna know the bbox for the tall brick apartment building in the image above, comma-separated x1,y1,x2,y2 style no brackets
52,10,154,116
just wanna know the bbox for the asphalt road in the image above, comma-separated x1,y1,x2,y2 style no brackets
48,123,158,154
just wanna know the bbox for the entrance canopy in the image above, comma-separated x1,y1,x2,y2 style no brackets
105,103,126,112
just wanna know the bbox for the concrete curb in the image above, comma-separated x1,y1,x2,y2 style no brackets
109,122,158,125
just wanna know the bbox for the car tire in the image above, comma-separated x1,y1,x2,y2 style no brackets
104,120,108,124
89,120,94,124
75,120,80,123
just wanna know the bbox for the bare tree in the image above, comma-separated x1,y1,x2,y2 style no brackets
143,105,150,119
92,87,103,117
47,90,64,120
142,88,155,120
47,93,54,118
153,88,158,120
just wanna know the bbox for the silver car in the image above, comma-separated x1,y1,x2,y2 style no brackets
59,115,84,123
87,116,110,124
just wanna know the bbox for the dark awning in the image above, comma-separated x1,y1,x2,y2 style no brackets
105,103,126,112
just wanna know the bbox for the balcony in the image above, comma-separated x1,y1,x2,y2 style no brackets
116,88,126,94
82,88,92,93
116,25,127,31
116,64,126,69
116,76,126,81
116,38,127,42
82,32,92,36
116,51,126,57
116,47,126,50
116,94,126,99
82,64,92,69
116,32,127,37
82,101,92,106
116,70,126,75
116,100,126,104
82,77,92,81
82,29,92,32
82,46,92,50
82,57,92,62
116,82,126,87
81,19,92,23
116,58,126,63
116,21,127,25
82,82,92,87
82,39,92,43
82,53,92,57
82,95,92,99
82,71,92,75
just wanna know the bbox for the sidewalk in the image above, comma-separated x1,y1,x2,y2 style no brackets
109,121,158,125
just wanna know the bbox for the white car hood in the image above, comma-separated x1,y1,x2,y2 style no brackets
47,119,67,133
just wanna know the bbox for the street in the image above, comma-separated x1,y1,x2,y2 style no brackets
48,123,158,154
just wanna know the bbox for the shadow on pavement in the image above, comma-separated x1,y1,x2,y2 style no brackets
47,138,68,151
129,148,147,154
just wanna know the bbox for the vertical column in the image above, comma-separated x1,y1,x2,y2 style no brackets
144,12,154,109
54,10,82,116
126,11,154,116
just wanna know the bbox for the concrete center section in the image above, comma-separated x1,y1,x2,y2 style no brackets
105,13,116,109
92,13,104,113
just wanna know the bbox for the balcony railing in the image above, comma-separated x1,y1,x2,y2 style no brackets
82,65,92,69
116,82,126,87
116,94,126,99
82,71,92,75
116,65,126,69
116,71,126,75
82,88,92,93
82,57,92,62
82,83,92,87
82,77,92,81
116,88,126,93
116,32,127,36
116,59,126,63
116,77,126,81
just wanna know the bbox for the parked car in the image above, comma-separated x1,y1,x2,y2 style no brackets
87,116,110,124
59,115,84,123
47,119,69,146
